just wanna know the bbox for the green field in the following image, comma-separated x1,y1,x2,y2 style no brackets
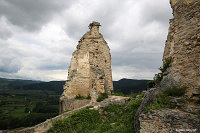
0,92,59,130
0,78,61,130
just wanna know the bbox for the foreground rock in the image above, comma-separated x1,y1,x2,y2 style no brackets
140,109,200,133
60,21,113,113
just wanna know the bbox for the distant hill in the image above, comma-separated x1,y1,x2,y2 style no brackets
0,78,42,89
0,77,149,95
113,78,149,95
16,81,65,95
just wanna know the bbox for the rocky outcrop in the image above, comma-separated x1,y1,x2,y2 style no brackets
161,0,200,97
139,109,200,133
134,88,159,132
60,21,113,113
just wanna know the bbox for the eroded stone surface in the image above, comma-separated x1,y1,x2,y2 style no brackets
162,0,200,97
139,109,200,133
60,21,113,113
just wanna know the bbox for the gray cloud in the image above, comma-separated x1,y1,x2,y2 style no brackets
0,0,75,31
0,17,13,39
140,0,172,27
112,52,162,69
0,0,172,81
0,29,12,39
0,57,21,73
37,57,69,71
63,0,131,40
0,39,22,73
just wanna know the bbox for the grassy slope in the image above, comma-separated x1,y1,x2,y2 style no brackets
47,94,143,133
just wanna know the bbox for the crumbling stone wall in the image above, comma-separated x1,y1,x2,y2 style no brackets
162,0,200,97
134,0,200,132
60,21,113,113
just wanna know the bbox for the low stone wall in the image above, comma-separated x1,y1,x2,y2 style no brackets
60,99,90,113
0,96,129,133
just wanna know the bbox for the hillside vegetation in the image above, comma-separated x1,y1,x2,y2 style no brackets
48,94,143,133
0,78,62,130
0,78,148,130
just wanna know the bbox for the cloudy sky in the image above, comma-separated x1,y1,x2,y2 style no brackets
0,0,172,81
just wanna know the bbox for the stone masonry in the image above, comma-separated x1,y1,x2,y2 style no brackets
161,0,200,97
134,0,200,132
60,21,113,113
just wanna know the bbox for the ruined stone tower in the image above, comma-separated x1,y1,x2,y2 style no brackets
161,0,200,97
60,21,113,113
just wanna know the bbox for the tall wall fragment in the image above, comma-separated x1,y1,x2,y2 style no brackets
162,0,200,97
60,21,113,112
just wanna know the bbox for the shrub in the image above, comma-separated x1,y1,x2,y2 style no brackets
145,93,176,113
113,92,124,96
160,57,173,73
75,94,91,100
153,73,163,84
153,57,173,85
145,86,186,113
96,93,108,102
164,86,186,97
75,94,85,100
86,94,91,100
147,81,155,89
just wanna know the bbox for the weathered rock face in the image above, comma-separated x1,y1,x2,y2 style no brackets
60,21,113,113
139,109,200,133
162,0,200,97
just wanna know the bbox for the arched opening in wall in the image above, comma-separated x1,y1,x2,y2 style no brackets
105,60,107,63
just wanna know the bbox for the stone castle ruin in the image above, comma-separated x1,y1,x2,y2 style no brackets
134,1,200,132
60,21,113,113
161,0,200,97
